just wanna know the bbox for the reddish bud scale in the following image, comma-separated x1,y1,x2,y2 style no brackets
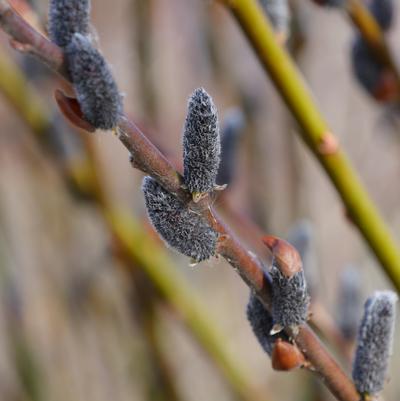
271,339,306,371
262,235,302,277
54,89,96,132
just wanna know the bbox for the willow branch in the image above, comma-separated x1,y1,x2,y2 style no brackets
0,3,359,401
220,0,400,292
0,47,265,401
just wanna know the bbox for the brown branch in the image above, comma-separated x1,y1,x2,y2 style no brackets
0,3,359,401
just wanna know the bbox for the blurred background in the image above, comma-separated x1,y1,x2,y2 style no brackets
0,0,399,400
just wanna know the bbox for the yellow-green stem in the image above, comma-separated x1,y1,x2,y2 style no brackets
0,48,50,136
223,0,400,290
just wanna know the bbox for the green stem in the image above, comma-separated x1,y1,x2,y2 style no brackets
0,47,50,136
222,0,400,291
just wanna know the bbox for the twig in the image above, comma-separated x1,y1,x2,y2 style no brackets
0,2,360,400
220,0,400,292
0,41,266,401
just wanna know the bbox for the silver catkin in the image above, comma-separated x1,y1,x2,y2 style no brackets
183,88,221,195
48,0,91,48
336,266,361,341
216,108,245,186
65,33,122,130
259,0,290,37
142,177,218,262
367,0,394,32
247,292,288,355
352,291,397,396
286,220,318,294
270,264,310,328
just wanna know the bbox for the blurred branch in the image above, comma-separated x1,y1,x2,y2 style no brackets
0,2,360,401
0,34,265,401
0,238,44,401
220,0,400,292
0,46,50,136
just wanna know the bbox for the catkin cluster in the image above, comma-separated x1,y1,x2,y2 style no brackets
143,88,222,263
48,0,122,129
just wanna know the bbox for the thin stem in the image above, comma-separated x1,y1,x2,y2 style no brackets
0,2,360,400
0,40,265,401
221,0,400,292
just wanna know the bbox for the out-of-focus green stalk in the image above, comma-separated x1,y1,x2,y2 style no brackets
221,0,400,291
0,48,50,136
0,47,266,401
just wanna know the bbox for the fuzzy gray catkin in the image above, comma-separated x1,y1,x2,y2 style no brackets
142,177,218,262
270,264,309,328
216,108,245,186
311,0,344,7
367,0,394,32
352,291,397,396
351,36,384,98
259,0,290,37
183,88,221,195
247,292,288,355
286,220,317,293
48,0,91,48
336,266,361,341
65,33,122,130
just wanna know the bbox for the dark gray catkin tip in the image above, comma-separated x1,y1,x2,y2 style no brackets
352,291,397,396
247,292,289,355
270,264,310,328
351,36,384,97
48,0,91,48
142,177,218,262
367,0,394,32
65,33,122,130
183,88,221,194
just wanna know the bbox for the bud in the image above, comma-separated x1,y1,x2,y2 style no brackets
142,177,218,262
48,0,91,48
352,291,397,396
183,88,221,200
65,33,122,130
216,108,245,187
271,338,306,371
263,236,310,329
